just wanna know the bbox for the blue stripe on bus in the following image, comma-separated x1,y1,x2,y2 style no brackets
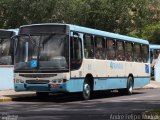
14,77,150,92
65,79,84,92
134,77,150,87
94,78,127,90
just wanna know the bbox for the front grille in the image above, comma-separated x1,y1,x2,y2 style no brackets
19,74,57,78
27,86,49,91
26,80,50,84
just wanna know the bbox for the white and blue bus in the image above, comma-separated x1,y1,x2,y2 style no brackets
150,44,160,77
13,23,150,100
0,29,18,90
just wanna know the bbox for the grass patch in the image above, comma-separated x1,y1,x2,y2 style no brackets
142,109,160,120
151,109,160,114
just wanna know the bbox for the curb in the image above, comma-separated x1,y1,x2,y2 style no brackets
0,97,12,102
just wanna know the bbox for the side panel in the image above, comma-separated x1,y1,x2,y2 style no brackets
65,79,84,92
134,77,150,87
0,66,14,90
94,77,127,90
106,60,125,77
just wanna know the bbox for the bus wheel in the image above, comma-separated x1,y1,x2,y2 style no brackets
126,76,134,95
119,76,134,95
36,92,49,98
82,80,91,100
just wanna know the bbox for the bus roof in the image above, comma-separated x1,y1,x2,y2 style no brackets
20,23,149,45
0,29,18,38
150,44,160,49
0,29,18,36
7,29,19,35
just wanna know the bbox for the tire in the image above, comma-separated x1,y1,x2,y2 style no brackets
36,92,49,98
119,76,134,95
82,80,91,100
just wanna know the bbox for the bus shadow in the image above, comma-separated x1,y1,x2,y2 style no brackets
11,90,145,103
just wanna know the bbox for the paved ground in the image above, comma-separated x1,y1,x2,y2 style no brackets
1,80,160,102
0,89,160,120
0,83,160,120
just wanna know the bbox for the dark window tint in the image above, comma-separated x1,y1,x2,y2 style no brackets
106,39,116,60
95,37,105,59
117,41,125,61
125,42,133,62
134,44,142,62
70,36,82,70
142,45,149,63
84,35,94,59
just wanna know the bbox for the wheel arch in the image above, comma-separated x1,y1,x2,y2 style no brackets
84,73,94,91
128,73,134,87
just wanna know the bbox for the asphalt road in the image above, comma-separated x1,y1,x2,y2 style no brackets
0,89,160,120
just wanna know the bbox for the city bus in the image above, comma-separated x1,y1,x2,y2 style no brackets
13,23,150,100
0,29,18,90
150,44,160,77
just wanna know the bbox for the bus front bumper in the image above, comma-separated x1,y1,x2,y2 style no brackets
14,83,67,93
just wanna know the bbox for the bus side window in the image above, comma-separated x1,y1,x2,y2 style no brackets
116,40,125,61
70,36,82,70
95,37,105,59
134,44,142,62
142,45,149,63
125,42,133,62
106,39,116,60
84,35,94,59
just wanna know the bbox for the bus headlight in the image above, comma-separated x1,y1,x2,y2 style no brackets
20,79,24,83
16,79,20,83
58,79,62,83
16,79,24,83
51,79,63,83
52,80,57,83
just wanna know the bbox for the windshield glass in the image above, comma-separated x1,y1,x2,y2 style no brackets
0,38,11,65
14,34,69,71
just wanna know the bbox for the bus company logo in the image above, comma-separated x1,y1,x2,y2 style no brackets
110,62,123,69
30,59,38,68
145,64,149,73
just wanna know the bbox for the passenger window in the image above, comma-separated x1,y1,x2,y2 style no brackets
106,39,116,60
117,41,125,61
142,45,149,63
134,44,142,62
95,37,105,59
84,35,94,59
70,36,82,70
125,42,133,62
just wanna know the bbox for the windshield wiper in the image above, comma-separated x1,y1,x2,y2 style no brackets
42,33,56,45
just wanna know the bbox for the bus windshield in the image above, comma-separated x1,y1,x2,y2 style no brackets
14,34,69,71
0,38,11,65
